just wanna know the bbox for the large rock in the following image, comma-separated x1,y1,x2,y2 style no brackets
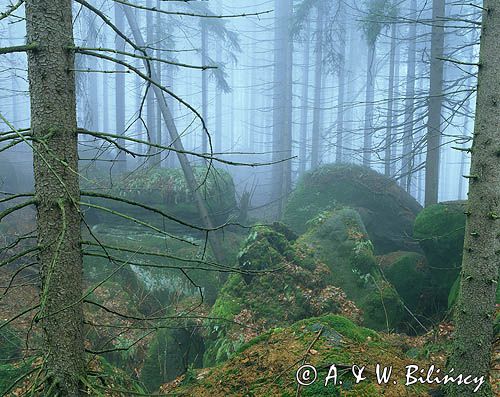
283,164,422,253
413,201,466,307
81,166,237,231
378,251,431,314
297,209,406,331
203,223,362,366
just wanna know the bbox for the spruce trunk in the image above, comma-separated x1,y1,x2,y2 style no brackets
26,0,85,394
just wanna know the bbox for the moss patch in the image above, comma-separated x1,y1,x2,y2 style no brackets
203,223,361,366
297,209,405,331
82,166,237,231
283,164,422,253
413,201,466,307
165,315,436,396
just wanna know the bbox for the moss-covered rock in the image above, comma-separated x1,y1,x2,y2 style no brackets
379,251,430,313
283,164,422,253
165,315,436,396
413,201,466,306
360,275,405,331
81,166,237,230
140,300,208,391
203,223,362,366
297,209,407,331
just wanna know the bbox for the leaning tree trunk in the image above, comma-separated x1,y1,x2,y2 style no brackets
447,2,500,395
25,0,85,394
424,0,445,206
123,6,226,265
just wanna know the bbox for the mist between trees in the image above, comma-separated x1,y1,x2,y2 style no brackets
0,0,498,396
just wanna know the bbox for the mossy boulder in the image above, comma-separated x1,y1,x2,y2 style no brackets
165,315,436,396
140,300,208,391
83,224,245,307
379,251,431,314
297,209,406,331
81,166,237,231
413,201,466,306
204,223,362,366
283,164,422,253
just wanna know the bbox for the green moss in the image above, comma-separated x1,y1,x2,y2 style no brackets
82,166,237,230
296,209,407,331
141,328,205,392
172,314,434,396
204,225,361,366
413,201,466,306
284,164,422,253
295,315,378,343
360,275,404,331
379,251,430,312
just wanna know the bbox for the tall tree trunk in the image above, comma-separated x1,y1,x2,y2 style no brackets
299,16,311,175
86,14,99,131
283,0,293,200
103,56,109,135
201,20,209,155
155,0,163,166
271,0,293,217
26,0,85,394
146,0,157,165
123,6,226,264
336,12,346,164
384,22,397,176
215,0,223,153
310,4,324,169
363,43,376,168
447,2,499,395
424,0,445,206
457,110,470,200
114,2,127,172
401,0,417,190
249,40,257,153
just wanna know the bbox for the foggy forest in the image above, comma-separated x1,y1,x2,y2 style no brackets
0,0,498,396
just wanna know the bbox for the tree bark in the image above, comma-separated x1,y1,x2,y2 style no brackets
114,2,127,171
215,0,223,153
201,20,209,155
336,2,346,164
310,4,324,169
384,21,397,176
271,0,293,217
25,0,85,394
155,0,163,166
363,43,376,168
424,0,445,206
447,2,500,395
401,0,417,190
299,16,311,175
